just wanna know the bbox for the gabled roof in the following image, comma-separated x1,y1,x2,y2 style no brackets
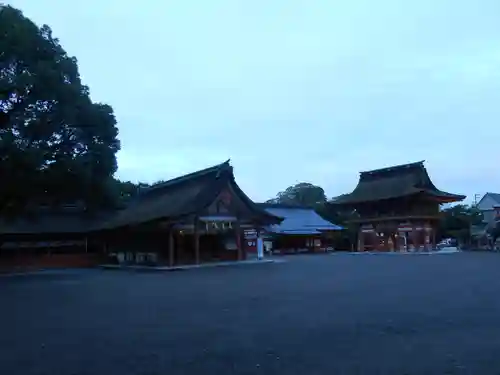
258,203,343,235
477,192,500,209
331,161,465,205
101,160,280,229
490,193,500,204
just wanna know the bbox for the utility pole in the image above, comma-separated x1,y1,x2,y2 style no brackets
469,194,483,249
473,193,481,207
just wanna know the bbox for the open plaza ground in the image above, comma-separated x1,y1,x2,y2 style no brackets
2,252,500,374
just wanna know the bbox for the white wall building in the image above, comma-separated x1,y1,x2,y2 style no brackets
476,193,500,225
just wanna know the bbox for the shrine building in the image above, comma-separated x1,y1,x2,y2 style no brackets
329,161,465,252
0,161,282,269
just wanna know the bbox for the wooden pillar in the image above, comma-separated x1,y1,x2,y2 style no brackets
389,233,396,252
194,218,200,264
383,233,390,251
358,228,364,251
424,222,431,251
241,229,246,260
415,225,422,251
168,228,175,267
235,221,243,261
177,231,184,264
413,224,420,252
432,226,436,250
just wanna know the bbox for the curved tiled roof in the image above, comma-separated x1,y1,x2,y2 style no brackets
332,161,465,205
258,204,343,234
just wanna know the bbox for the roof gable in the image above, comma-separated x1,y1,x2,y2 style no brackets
101,161,231,228
101,161,281,229
477,193,500,211
140,160,231,195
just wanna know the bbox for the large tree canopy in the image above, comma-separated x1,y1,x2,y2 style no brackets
266,182,327,206
0,5,120,213
110,179,165,206
439,204,484,243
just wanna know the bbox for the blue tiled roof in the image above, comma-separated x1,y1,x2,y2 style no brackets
261,206,343,234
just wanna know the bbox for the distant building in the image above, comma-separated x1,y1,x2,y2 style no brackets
251,204,343,254
472,193,500,247
476,193,500,225
0,161,282,270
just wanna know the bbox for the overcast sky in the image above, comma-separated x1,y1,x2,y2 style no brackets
7,0,500,203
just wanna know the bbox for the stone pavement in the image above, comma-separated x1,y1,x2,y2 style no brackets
100,258,280,272
3,252,500,374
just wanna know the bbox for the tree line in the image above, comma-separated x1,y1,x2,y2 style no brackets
0,5,157,214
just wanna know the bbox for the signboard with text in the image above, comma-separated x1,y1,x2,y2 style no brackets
244,229,258,252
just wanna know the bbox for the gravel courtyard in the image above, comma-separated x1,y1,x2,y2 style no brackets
2,252,500,375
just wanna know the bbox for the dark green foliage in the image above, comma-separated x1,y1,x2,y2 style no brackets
266,182,352,225
109,179,149,205
266,182,327,206
0,5,120,214
115,180,142,202
438,204,484,243
317,201,359,250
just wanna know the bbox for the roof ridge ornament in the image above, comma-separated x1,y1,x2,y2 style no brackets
216,159,232,178
361,160,425,175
